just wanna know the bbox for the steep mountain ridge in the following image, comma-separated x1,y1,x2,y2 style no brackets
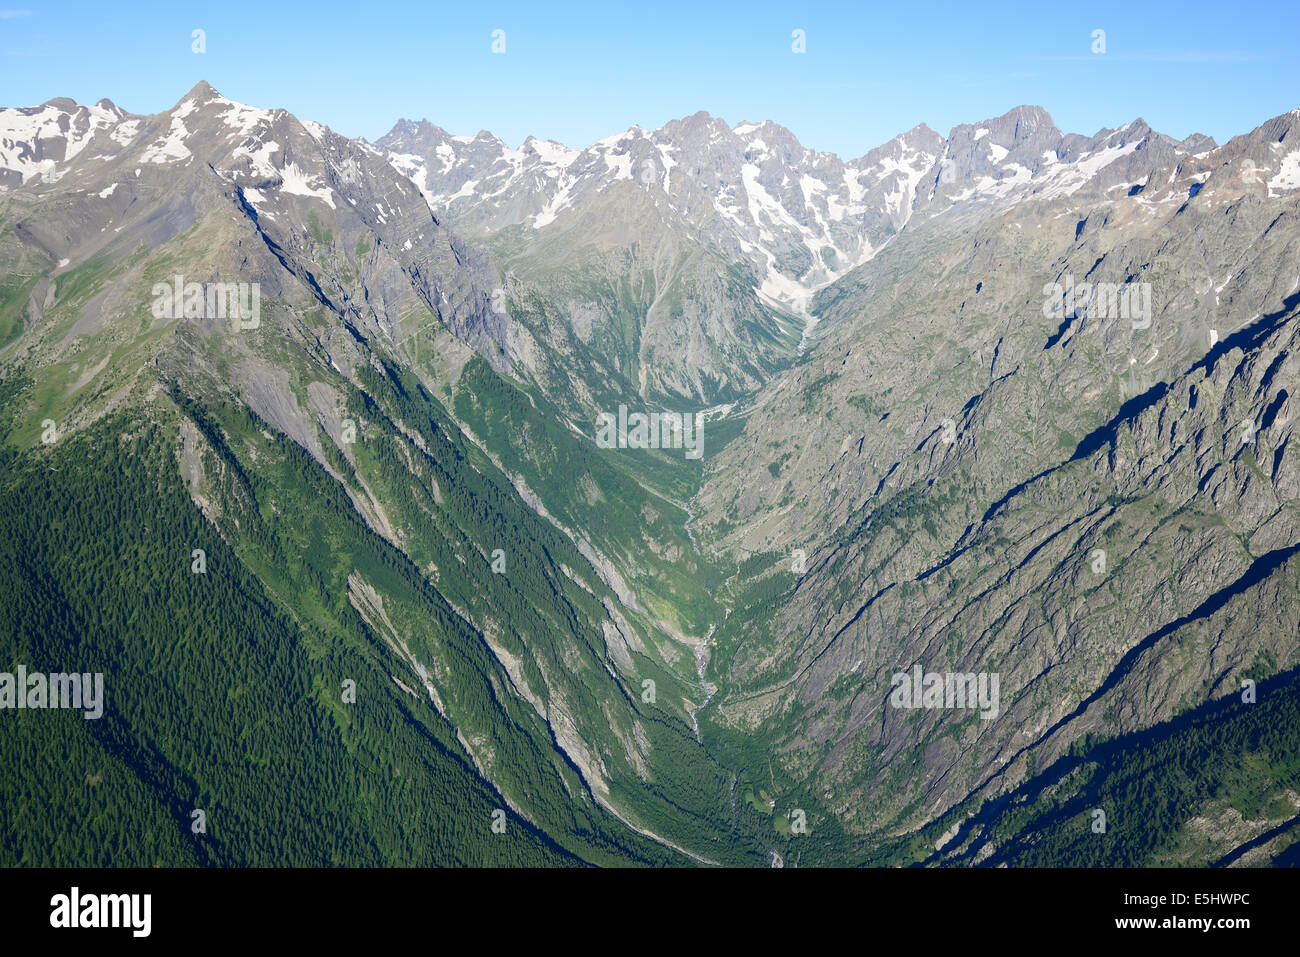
0,96,130,191
377,105,1222,311
0,82,749,866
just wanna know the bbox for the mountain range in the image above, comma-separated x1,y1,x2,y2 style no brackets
2,81,1298,867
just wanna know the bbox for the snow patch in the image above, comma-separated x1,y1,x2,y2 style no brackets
533,176,578,227
528,138,579,167
279,161,337,208
446,178,479,201
140,113,193,164
1268,149,1300,196
233,138,281,178
214,96,274,136
241,187,276,218
110,119,140,146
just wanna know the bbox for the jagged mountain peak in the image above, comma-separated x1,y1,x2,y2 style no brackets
40,96,82,112
385,117,436,139
0,79,515,430
1179,132,1217,153
730,119,812,163
0,95,134,190
1002,102,1056,131
656,110,731,145
852,122,945,167
178,79,221,105
946,105,1060,148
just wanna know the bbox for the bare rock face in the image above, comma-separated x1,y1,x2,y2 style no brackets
692,106,1300,839
374,103,1228,415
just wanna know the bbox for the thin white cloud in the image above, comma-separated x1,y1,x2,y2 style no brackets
1026,51,1270,64
0,9,33,18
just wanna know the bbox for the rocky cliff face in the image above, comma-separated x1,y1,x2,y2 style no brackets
691,107,1300,839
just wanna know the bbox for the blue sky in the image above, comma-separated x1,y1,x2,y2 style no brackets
2,0,1296,157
